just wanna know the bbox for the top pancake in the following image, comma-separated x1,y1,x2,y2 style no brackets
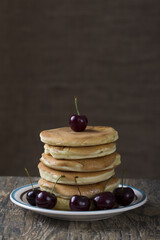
40,126,118,146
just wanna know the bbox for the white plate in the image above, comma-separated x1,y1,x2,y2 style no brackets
10,183,147,221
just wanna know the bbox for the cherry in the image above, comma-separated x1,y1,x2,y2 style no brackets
36,175,64,209
113,171,135,206
114,187,134,206
26,189,41,206
69,176,90,211
93,192,115,210
69,195,90,211
69,115,88,132
25,168,41,206
36,191,57,209
69,96,88,132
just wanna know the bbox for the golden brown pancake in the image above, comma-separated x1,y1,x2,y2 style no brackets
38,177,120,199
40,126,118,146
44,142,116,159
40,152,121,172
38,162,116,185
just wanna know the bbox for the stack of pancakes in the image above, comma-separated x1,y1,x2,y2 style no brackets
38,126,121,210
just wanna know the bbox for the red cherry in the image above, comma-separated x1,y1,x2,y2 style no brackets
113,171,135,206
36,175,64,209
69,176,90,211
93,192,115,210
26,189,41,206
36,191,57,209
69,195,90,211
69,115,88,132
69,97,88,132
24,168,41,206
114,187,135,206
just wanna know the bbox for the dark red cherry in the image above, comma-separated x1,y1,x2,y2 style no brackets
114,187,135,206
24,168,41,206
69,115,88,132
69,97,88,132
69,195,90,211
26,189,41,206
36,175,64,209
93,192,115,210
36,191,57,209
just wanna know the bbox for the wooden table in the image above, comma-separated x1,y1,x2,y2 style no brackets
0,177,160,239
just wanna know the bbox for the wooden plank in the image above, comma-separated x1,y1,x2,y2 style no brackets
0,177,160,239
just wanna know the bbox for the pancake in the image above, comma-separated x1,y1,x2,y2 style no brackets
40,126,118,146
54,197,74,211
38,177,120,199
44,142,116,159
40,152,121,172
38,162,115,185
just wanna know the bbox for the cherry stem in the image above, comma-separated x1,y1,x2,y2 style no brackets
51,175,65,193
74,96,80,116
103,177,112,192
75,176,81,196
122,170,126,190
24,168,34,190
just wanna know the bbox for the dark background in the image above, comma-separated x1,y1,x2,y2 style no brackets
0,0,159,178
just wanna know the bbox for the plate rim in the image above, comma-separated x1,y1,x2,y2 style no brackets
10,182,147,216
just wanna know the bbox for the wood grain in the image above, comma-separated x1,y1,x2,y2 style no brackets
0,177,160,240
